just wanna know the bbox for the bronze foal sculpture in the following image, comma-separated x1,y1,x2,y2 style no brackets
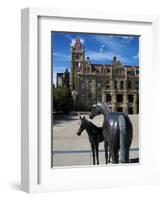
89,102,133,164
77,116,111,165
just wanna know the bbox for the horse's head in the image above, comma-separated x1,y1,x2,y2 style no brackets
89,101,111,119
76,116,87,136
89,102,101,119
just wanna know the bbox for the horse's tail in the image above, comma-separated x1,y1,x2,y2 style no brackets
119,114,133,163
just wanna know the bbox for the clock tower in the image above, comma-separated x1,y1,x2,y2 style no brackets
70,38,85,90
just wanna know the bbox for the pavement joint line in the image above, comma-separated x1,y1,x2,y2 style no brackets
52,148,139,155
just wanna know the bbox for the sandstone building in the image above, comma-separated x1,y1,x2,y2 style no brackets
70,38,139,114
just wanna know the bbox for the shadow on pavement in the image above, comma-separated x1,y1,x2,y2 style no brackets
130,158,139,163
53,114,79,125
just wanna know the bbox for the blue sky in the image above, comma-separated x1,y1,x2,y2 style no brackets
52,32,139,84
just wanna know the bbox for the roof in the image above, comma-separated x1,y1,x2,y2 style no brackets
91,64,112,73
73,38,83,50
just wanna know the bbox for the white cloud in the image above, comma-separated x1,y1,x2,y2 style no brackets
133,53,139,59
86,50,110,61
86,50,130,64
53,66,68,72
65,34,85,47
93,35,134,54
53,52,70,61
70,39,76,46
65,34,72,40
121,36,134,40
94,35,123,53
99,44,105,52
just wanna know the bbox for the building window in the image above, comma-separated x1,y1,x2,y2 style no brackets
120,70,124,76
82,82,85,89
127,70,135,76
136,81,139,90
128,94,133,103
128,107,133,114
116,94,123,103
114,81,117,89
81,95,85,101
107,69,110,73
88,66,91,73
106,94,112,102
97,81,101,89
120,81,123,89
128,81,131,89
89,80,92,85
85,79,89,88
136,69,139,75
106,80,110,89
117,107,123,112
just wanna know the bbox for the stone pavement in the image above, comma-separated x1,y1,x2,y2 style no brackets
52,114,139,167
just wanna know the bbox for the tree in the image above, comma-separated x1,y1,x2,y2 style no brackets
53,68,73,114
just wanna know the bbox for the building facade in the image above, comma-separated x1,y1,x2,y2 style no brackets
70,38,139,114
56,73,64,87
56,69,70,88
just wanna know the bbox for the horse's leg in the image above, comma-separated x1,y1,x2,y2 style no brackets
104,142,109,164
124,146,129,163
95,143,99,165
108,148,111,163
116,150,119,163
91,144,95,165
110,147,118,164
119,115,127,163
110,129,119,164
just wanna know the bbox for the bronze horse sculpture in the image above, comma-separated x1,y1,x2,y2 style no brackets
77,116,111,165
89,102,133,164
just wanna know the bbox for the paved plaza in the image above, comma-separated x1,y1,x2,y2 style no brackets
52,114,139,167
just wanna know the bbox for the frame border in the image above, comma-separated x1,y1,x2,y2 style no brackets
21,7,159,193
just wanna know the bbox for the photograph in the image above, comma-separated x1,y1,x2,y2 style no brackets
52,32,139,167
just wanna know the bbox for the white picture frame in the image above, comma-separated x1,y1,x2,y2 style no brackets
21,7,159,193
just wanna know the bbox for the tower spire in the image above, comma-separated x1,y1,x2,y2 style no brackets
73,38,83,50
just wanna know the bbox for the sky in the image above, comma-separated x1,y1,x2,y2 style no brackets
52,32,139,85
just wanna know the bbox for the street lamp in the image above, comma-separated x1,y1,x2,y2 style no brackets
71,90,77,112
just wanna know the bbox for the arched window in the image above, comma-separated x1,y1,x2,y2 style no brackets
114,81,117,89
128,81,131,89
87,66,91,73
106,80,110,89
107,68,110,73
128,94,133,103
120,81,123,89
106,94,112,102
97,81,101,89
116,94,123,103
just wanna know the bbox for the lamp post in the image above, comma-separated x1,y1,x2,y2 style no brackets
71,90,77,112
